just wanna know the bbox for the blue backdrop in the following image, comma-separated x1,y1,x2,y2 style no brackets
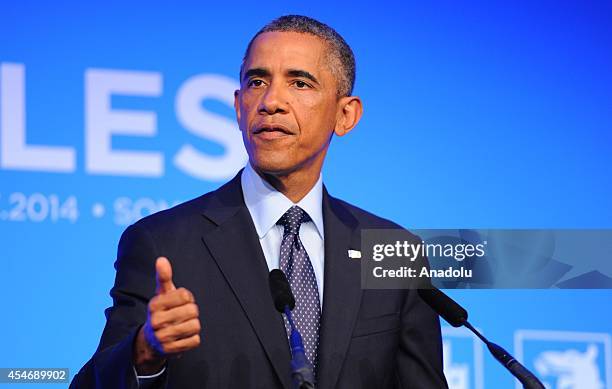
1,1,611,388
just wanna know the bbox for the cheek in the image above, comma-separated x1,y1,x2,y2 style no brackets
296,92,322,110
293,93,334,125
299,100,337,133
240,93,260,117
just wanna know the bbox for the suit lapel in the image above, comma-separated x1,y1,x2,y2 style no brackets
199,173,291,389
317,188,363,389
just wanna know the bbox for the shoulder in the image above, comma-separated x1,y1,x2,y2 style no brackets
327,194,401,230
126,183,229,239
327,194,423,243
128,172,243,236
117,194,209,247
140,192,211,225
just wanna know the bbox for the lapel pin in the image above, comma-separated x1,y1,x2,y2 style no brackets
347,249,361,259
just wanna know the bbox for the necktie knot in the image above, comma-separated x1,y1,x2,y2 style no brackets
277,206,311,236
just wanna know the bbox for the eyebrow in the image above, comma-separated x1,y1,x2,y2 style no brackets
242,67,320,85
243,68,270,82
286,69,319,85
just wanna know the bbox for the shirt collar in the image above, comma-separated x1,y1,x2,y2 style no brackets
241,162,324,239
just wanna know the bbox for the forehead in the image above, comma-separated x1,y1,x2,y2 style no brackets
244,31,329,73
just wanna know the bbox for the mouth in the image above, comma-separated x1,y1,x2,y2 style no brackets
253,124,293,136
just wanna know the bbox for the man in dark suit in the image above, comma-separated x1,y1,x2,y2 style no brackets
71,15,448,388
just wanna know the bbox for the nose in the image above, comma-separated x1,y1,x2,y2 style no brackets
258,81,288,115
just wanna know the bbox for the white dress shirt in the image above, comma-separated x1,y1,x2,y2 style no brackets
241,162,325,308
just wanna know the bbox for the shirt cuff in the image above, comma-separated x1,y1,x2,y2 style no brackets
134,365,166,380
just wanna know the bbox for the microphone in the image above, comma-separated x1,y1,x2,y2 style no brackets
418,287,545,389
269,268,295,312
269,269,316,389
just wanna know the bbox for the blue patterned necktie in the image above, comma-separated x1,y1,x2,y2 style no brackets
277,205,321,370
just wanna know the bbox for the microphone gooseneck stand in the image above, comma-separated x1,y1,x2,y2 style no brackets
269,269,316,389
418,287,545,389
284,306,315,389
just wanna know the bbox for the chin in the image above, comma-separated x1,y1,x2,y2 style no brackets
250,156,296,176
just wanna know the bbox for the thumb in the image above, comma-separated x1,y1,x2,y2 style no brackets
155,256,176,294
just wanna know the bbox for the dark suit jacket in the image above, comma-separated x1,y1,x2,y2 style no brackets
71,171,448,389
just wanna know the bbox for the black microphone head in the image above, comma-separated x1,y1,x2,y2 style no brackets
269,269,295,313
417,287,468,327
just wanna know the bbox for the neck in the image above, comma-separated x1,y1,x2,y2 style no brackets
253,164,321,203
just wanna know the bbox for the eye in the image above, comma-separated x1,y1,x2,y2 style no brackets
293,80,311,89
247,79,265,88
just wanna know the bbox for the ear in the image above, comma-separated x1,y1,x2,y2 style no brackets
334,96,363,137
234,89,242,125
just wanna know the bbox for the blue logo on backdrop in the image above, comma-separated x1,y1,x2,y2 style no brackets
515,330,611,389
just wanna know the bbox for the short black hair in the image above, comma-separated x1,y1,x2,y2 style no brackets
240,15,356,97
